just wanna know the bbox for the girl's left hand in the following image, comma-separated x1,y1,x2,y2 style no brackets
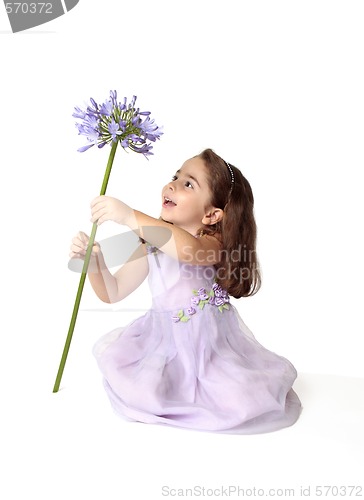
90,195,133,226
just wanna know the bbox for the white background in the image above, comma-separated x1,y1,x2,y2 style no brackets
1,1,363,499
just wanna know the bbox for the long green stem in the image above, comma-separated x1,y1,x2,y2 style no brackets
53,140,118,393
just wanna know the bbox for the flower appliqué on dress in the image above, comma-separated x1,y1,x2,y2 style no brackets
140,240,161,267
146,245,159,255
172,283,230,323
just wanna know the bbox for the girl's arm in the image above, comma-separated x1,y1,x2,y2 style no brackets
90,196,222,266
89,243,149,303
70,231,149,303
130,210,222,266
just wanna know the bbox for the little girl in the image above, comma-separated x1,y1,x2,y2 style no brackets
70,148,301,433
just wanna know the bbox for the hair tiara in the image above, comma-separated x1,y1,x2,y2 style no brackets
224,161,235,192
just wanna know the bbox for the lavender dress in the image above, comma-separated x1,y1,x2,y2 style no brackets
93,245,301,433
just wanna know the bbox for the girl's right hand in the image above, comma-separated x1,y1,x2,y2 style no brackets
69,231,102,270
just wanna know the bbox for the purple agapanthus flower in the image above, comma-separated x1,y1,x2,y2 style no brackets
73,91,163,157
100,99,113,117
108,119,122,141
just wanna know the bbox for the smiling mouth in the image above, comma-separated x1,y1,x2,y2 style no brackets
163,196,177,207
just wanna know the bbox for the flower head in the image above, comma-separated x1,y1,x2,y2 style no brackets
73,91,163,156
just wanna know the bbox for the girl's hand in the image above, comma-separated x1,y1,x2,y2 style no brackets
69,231,102,271
90,195,133,226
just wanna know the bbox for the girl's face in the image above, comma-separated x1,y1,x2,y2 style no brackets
161,157,215,235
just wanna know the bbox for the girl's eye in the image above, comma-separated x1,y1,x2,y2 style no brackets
170,175,193,189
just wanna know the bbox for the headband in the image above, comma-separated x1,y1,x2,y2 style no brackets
225,161,235,192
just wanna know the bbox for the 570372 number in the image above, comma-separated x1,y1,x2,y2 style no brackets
315,485,363,496
5,3,53,14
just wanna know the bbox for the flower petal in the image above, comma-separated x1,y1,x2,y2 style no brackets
78,143,95,152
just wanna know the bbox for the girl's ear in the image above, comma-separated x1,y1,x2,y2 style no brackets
202,208,224,226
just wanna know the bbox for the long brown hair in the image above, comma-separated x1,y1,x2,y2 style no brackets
198,148,261,298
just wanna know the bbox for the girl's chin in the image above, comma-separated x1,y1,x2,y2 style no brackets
160,216,173,224
160,213,174,224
